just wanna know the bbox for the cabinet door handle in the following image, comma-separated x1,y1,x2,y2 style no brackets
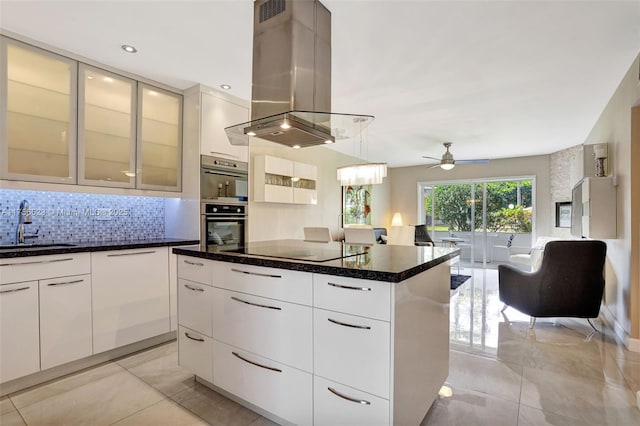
230,268,281,279
184,259,204,267
47,279,84,287
184,332,205,342
231,296,281,311
0,286,30,294
0,257,73,267
327,387,371,405
328,318,371,330
232,351,281,373
184,284,205,292
107,250,156,257
328,282,371,292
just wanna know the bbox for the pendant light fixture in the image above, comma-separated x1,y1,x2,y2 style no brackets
337,125,387,186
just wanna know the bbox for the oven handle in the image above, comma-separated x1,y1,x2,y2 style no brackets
203,169,248,179
203,215,247,220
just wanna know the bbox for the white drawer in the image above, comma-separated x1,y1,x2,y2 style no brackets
178,326,213,382
314,274,391,321
0,253,90,285
213,340,312,425
213,261,312,306
212,287,312,372
314,309,391,399
177,256,213,285
178,279,213,337
314,376,390,426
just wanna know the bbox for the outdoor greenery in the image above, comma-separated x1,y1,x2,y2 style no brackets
424,181,532,232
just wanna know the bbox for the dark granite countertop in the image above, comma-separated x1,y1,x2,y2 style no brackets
173,240,460,282
0,238,199,259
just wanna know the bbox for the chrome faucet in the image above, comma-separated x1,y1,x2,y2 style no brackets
16,199,38,244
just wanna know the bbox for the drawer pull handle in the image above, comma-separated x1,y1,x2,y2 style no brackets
328,282,371,292
328,318,371,330
0,257,73,267
231,268,281,279
184,284,205,292
184,259,204,267
231,296,281,311
0,286,30,294
107,250,156,257
47,279,84,287
184,332,205,342
232,351,281,373
327,387,371,405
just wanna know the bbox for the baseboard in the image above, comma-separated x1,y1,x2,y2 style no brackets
601,306,639,352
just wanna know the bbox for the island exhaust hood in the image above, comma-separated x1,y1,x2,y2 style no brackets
225,0,373,148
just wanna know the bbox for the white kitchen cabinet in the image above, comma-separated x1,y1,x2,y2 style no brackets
577,176,616,239
1,37,77,184
253,155,317,204
0,252,90,285
178,325,213,383
313,375,389,426
0,281,40,383
201,91,249,162
313,274,391,321
137,84,183,191
178,279,213,337
78,64,136,187
39,274,92,370
212,287,313,372
213,340,313,425
91,248,170,353
183,84,249,163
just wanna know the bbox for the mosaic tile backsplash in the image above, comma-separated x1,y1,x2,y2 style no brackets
0,189,166,244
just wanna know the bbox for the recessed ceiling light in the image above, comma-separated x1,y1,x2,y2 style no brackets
324,140,334,144
246,131,256,137
121,44,137,53
293,145,301,149
220,84,231,90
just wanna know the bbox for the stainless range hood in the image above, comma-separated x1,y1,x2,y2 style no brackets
225,0,373,148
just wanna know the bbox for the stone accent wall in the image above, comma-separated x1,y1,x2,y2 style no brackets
549,145,581,238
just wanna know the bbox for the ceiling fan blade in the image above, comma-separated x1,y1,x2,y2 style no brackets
421,155,440,161
429,164,442,169
456,159,489,165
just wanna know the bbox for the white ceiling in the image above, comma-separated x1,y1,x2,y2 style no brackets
1,0,639,167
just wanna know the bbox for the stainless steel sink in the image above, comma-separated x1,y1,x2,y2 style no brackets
0,243,77,250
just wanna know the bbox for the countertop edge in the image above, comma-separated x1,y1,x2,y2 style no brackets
172,247,460,283
0,239,200,259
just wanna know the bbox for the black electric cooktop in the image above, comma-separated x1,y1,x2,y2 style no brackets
224,244,368,262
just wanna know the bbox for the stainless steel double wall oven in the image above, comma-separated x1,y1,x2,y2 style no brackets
200,155,248,249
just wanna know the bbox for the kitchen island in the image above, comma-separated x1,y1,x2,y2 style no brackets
173,240,459,425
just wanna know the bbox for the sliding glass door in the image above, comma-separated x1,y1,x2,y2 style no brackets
421,177,534,268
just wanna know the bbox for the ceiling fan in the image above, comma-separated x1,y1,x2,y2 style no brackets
422,142,489,170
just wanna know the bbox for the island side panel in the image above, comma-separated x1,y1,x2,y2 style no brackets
392,260,450,425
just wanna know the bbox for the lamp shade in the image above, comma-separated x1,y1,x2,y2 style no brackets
337,163,387,186
391,212,403,226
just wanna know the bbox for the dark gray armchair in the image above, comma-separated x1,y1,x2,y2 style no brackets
498,240,607,328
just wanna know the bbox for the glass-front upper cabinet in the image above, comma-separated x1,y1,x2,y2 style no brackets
0,37,77,183
78,64,136,187
136,84,182,191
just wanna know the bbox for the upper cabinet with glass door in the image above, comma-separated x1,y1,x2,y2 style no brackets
0,38,77,183
78,64,136,187
137,84,182,191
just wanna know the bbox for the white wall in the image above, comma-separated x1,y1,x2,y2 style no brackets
247,140,390,242
387,155,552,238
583,52,640,345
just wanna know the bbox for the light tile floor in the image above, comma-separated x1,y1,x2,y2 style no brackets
1,266,638,425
